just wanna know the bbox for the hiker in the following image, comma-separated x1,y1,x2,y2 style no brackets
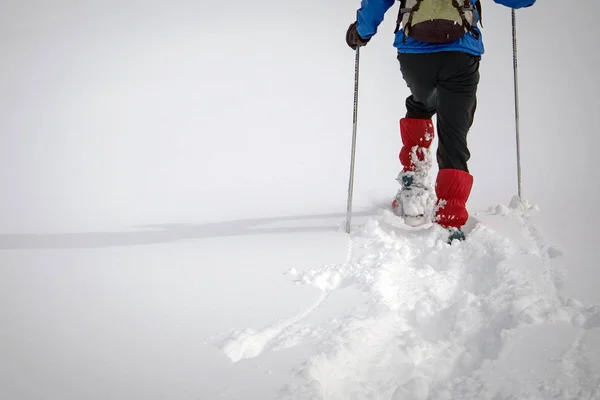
346,0,536,241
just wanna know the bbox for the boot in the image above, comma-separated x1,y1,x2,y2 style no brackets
434,169,474,242
392,118,436,226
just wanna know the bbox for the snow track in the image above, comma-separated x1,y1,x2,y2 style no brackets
217,199,600,399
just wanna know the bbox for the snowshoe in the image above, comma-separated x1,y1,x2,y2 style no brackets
447,227,466,243
392,171,436,227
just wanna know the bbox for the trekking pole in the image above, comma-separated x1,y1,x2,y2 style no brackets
345,47,360,234
511,9,523,200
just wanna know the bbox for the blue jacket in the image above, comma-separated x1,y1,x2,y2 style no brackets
356,0,536,56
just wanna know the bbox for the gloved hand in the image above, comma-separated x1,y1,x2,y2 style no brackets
346,22,370,50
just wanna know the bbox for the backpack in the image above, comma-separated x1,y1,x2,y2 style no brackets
394,0,482,44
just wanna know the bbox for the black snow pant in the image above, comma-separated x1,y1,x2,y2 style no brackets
398,51,480,173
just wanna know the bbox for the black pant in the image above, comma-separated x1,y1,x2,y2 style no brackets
398,51,480,172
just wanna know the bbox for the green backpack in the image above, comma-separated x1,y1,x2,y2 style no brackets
394,0,482,44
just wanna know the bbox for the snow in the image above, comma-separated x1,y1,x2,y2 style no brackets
212,199,600,399
2,201,600,399
1,1,600,399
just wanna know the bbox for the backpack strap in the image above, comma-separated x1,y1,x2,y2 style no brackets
475,0,482,26
451,0,480,40
394,0,408,34
404,0,424,35
397,0,424,42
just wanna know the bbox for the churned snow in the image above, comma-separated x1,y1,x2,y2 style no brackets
212,198,600,399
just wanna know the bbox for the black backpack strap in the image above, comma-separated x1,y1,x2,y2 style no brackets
475,0,482,26
394,0,407,34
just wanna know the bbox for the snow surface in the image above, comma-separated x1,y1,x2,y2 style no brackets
4,199,599,399
212,199,600,399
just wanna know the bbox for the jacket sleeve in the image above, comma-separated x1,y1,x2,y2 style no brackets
356,0,396,39
492,0,536,8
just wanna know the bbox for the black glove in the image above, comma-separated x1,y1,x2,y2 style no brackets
346,22,370,50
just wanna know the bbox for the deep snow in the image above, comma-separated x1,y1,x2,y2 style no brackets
214,199,600,399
